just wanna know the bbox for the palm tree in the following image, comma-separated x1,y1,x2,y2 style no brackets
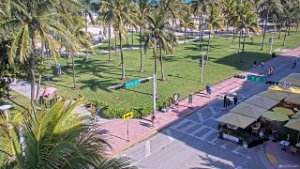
144,12,177,81
232,2,260,62
101,0,138,80
205,4,225,62
136,0,151,72
0,100,137,169
257,0,282,50
81,0,100,32
220,0,236,40
67,17,93,89
0,0,80,108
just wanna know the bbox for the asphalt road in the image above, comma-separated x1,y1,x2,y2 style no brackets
117,55,300,169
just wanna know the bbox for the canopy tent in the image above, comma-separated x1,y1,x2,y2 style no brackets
217,113,256,129
284,119,300,142
231,102,267,119
279,77,300,87
272,107,295,116
284,94,300,105
262,111,289,122
257,90,289,101
292,111,300,119
269,86,300,94
244,95,279,109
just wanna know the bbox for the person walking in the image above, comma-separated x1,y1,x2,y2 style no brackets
270,66,274,75
223,95,228,108
206,84,212,98
234,95,238,105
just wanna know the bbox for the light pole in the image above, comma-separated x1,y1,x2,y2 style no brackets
152,74,157,120
200,53,205,83
270,32,274,54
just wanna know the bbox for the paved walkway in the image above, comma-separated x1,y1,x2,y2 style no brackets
98,47,300,157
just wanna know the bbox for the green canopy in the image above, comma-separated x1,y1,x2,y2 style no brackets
262,111,289,121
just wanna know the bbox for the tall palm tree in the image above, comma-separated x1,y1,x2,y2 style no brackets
257,0,282,50
66,17,93,89
0,100,137,169
144,12,177,81
81,0,100,32
101,0,138,80
220,0,236,40
0,0,80,108
205,4,225,62
136,0,151,72
231,2,259,53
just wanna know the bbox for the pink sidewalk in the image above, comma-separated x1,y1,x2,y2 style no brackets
99,48,300,156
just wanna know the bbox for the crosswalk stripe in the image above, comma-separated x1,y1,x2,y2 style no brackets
196,111,204,122
199,129,215,141
145,140,151,157
165,129,175,141
209,106,217,115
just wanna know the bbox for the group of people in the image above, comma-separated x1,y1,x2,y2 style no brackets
253,60,275,77
223,94,238,108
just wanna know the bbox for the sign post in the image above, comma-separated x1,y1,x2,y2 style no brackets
152,74,157,121
122,112,134,141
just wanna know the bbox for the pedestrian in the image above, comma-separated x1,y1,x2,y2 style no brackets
151,114,156,127
267,67,271,76
223,95,228,108
206,84,212,98
234,95,238,105
253,60,257,67
270,66,274,75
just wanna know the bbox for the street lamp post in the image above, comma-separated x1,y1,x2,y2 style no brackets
270,32,274,54
200,53,205,83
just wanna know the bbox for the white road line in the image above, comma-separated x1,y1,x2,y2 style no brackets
196,111,204,122
209,106,217,115
199,129,215,141
220,143,227,149
191,126,206,135
165,129,175,141
145,140,151,157
172,119,190,128
208,137,218,145
232,146,242,155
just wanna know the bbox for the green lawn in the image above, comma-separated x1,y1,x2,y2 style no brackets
39,31,300,110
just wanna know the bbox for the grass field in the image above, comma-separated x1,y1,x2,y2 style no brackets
7,30,300,110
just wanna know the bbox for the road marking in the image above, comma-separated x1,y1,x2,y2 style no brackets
196,111,204,122
191,126,206,135
165,129,175,141
208,137,218,145
232,146,242,155
220,142,227,149
209,106,217,115
145,140,151,157
199,129,215,141
172,119,190,128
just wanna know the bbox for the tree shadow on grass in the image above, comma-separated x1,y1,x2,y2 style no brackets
80,79,115,93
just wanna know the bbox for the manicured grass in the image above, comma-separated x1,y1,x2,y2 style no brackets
39,31,300,109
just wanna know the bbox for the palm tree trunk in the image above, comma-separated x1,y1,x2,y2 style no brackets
282,27,288,48
139,27,144,72
153,40,157,75
199,14,203,51
119,29,126,80
30,33,36,108
72,53,77,89
85,12,88,32
287,21,291,36
131,25,134,50
114,34,117,56
108,24,112,61
278,22,282,39
184,27,187,44
242,31,246,53
206,31,211,62
296,22,299,32
260,9,270,50
238,31,241,53
159,45,165,81
36,42,45,101
225,22,229,40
